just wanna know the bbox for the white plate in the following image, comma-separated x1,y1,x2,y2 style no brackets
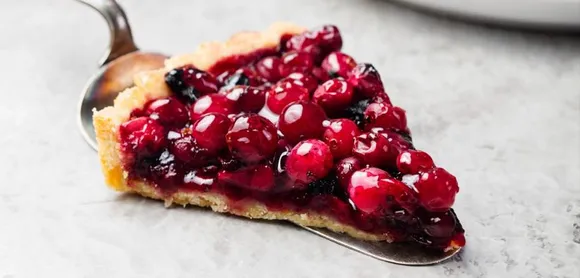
394,0,580,30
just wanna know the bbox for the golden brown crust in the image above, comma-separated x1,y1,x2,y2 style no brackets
93,22,393,242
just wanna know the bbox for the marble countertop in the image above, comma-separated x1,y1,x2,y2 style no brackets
1,0,579,277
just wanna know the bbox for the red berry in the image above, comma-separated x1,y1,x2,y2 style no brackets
313,79,354,115
255,56,286,82
286,25,343,58
281,51,315,76
223,86,266,113
285,139,333,187
335,156,363,189
283,72,318,94
322,118,360,159
164,65,220,102
364,102,407,132
145,97,189,128
278,101,327,145
417,210,457,238
396,150,435,174
218,165,275,192
190,94,239,121
415,167,459,212
347,167,390,214
321,51,357,78
169,134,208,167
311,67,332,83
347,63,386,99
352,131,411,169
191,113,231,155
266,80,310,114
225,114,279,164
120,117,166,156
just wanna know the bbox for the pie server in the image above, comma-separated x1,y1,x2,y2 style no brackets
75,0,461,265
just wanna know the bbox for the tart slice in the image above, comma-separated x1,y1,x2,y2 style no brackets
94,22,465,251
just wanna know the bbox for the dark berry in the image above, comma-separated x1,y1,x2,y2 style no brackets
321,51,357,78
164,65,220,102
347,63,386,99
352,130,411,169
415,167,459,212
120,117,166,157
285,139,333,188
313,79,354,115
223,86,267,113
190,94,239,121
266,79,310,114
191,113,231,155
322,118,360,159
364,102,407,132
221,67,266,91
335,156,363,189
218,165,275,192
225,114,279,164
343,98,371,128
145,97,189,128
417,209,457,238
278,101,327,145
396,150,435,174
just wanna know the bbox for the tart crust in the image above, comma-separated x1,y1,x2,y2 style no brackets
93,22,392,242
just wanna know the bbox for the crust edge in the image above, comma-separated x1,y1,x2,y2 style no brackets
93,22,395,242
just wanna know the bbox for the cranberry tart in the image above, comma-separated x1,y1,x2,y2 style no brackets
94,22,465,251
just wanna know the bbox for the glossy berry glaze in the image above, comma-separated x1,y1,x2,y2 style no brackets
119,25,465,251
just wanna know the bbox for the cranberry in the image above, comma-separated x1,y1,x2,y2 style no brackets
397,150,435,174
285,139,333,188
346,167,390,214
223,86,266,113
321,52,357,78
278,101,327,144
218,165,275,192
225,114,279,164
378,177,418,213
144,97,189,128
149,151,181,187
266,80,310,114
191,113,231,155
335,156,363,189
190,94,239,121
352,131,411,169
313,79,354,115
364,102,407,132
322,119,360,159
255,56,286,82
281,51,315,76
311,67,332,83
120,117,166,156
415,167,459,212
283,72,318,94
168,134,208,167
165,65,220,102
347,63,386,99
286,25,343,58
417,210,457,238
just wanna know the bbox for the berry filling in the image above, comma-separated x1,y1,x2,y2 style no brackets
118,25,465,251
